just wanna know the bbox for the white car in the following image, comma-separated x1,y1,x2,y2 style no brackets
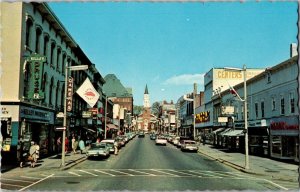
100,139,116,153
181,140,198,152
155,136,167,145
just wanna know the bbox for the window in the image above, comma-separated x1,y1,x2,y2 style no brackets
266,72,271,83
61,83,65,108
255,103,258,118
25,19,33,48
290,92,295,113
235,107,239,120
56,81,60,108
57,48,61,72
62,54,66,74
280,96,285,115
241,105,244,120
261,101,265,118
35,28,42,53
272,97,276,111
49,77,54,106
43,35,49,62
50,42,56,67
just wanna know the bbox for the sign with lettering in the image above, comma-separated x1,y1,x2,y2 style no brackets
195,111,210,123
66,77,73,112
20,106,54,123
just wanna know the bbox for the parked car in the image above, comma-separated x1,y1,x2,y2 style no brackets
172,136,180,146
155,136,167,145
100,139,116,153
181,140,198,152
86,143,110,158
150,134,156,140
115,137,125,147
177,137,191,148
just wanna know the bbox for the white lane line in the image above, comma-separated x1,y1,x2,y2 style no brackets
263,179,289,191
222,171,255,178
129,169,156,176
166,170,199,177
19,174,54,191
151,169,180,177
94,170,116,176
206,171,238,178
2,183,25,188
1,178,34,183
109,170,134,176
68,171,81,176
188,170,222,178
78,170,98,176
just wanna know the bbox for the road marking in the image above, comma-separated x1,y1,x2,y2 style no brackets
263,179,289,191
205,171,238,178
128,169,156,176
1,183,25,188
69,171,81,176
109,169,134,176
1,178,34,183
78,170,98,176
166,169,199,177
19,174,54,191
151,169,180,177
94,170,116,176
188,170,222,178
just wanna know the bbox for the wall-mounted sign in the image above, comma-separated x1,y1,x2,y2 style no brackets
221,106,234,115
195,111,210,123
28,54,46,100
82,111,92,118
66,77,73,112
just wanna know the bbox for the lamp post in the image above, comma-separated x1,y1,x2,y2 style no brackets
61,63,88,168
224,64,249,170
104,95,108,139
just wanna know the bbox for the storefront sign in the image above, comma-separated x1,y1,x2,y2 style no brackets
248,119,267,127
66,77,73,112
20,106,54,123
82,111,92,118
270,121,298,130
196,111,210,123
28,57,45,100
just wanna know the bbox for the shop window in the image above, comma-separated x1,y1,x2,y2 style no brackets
282,136,295,157
280,96,285,115
289,92,295,114
271,136,281,155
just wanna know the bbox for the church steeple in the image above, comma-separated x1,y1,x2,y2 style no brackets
144,84,149,94
143,84,150,108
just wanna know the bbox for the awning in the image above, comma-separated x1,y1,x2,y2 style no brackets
223,129,244,137
218,128,232,136
82,127,96,133
107,124,118,130
212,128,225,134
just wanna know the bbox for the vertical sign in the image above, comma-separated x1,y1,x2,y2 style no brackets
28,54,46,99
66,77,73,112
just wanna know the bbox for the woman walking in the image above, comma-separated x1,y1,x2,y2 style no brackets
29,141,39,168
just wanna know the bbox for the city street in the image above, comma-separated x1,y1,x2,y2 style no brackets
1,136,295,191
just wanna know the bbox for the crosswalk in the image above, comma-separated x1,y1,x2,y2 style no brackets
41,169,256,179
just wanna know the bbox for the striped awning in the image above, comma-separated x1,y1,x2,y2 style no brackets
223,129,244,137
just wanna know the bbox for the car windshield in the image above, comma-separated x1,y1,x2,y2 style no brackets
186,141,196,145
91,143,106,149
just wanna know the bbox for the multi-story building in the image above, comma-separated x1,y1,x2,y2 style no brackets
0,2,104,162
212,55,298,162
158,100,176,134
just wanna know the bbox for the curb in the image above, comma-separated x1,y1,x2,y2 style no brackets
60,156,87,171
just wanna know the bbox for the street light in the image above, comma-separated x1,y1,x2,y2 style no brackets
61,63,88,168
224,64,249,170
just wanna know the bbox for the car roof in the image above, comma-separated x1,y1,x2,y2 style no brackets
100,139,115,143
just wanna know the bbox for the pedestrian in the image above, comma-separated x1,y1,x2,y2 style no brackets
18,139,27,168
65,137,69,154
56,137,62,154
96,137,101,143
114,141,118,155
71,136,77,154
79,138,85,154
202,134,206,146
29,141,39,168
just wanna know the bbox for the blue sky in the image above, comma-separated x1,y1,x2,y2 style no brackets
48,1,298,106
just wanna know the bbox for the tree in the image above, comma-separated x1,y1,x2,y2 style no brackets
133,105,143,116
151,101,160,117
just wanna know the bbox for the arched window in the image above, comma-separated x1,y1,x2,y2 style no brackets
25,18,33,48
57,48,61,72
56,81,60,109
50,42,56,67
35,27,42,54
49,77,54,106
42,72,47,104
43,35,49,63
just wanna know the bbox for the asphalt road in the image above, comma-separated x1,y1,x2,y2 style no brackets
1,135,294,191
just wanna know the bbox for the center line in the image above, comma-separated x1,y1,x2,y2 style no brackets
78,170,98,176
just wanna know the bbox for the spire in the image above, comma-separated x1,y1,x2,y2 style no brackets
144,84,149,94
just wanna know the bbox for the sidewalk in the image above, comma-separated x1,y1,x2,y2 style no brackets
197,144,298,182
1,151,87,173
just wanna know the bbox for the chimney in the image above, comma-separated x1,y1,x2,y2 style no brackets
290,43,298,57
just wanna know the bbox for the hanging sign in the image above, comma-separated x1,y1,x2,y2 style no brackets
76,78,100,108
66,77,73,112
28,54,46,100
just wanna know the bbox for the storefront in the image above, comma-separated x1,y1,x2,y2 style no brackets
248,119,269,156
270,116,299,162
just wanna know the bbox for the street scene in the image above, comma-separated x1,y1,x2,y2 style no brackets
1,1,299,191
